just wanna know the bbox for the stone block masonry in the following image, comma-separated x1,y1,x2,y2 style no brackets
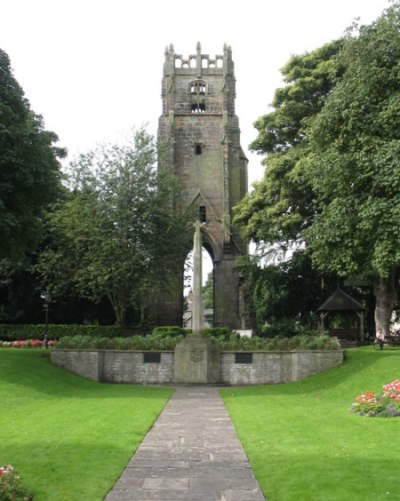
51,349,343,385
220,351,344,385
104,387,265,500
153,44,249,328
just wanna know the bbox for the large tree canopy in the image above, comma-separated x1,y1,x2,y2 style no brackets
234,3,400,334
37,129,190,326
238,251,340,330
305,3,400,335
232,40,344,328
0,48,65,259
234,39,344,251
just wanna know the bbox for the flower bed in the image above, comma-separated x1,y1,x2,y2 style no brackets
0,339,58,349
0,464,32,500
0,324,123,341
350,380,400,417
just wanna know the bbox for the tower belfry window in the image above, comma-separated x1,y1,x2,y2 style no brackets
191,103,206,113
190,80,207,113
190,81,207,95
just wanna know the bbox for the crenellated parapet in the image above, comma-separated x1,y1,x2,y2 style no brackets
163,42,234,77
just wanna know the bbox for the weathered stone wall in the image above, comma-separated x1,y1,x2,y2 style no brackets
51,349,102,381
102,351,174,384
220,351,344,385
51,349,343,385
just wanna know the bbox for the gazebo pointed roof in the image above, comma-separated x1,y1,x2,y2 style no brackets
317,288,365,312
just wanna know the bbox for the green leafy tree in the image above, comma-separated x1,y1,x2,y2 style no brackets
305,3,400,336
37,129,190,326
202,271,213,309
0,253,118,325
0,257,42,323
0,48,65,259
238,251,340,331
233,40,344,326
234,39,344,251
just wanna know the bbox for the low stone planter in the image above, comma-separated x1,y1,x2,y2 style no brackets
51,348,343,385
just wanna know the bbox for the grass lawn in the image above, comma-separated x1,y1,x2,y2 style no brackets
221,347,400,501
0,350,173,500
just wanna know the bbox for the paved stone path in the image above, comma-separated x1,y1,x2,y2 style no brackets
105,386,265,500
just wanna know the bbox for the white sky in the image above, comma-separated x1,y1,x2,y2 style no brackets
1,0,390,188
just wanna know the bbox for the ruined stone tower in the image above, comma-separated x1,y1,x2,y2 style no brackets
157,43,248,330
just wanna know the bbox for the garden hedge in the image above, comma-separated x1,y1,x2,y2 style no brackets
54,333,339,351
0,324,124,341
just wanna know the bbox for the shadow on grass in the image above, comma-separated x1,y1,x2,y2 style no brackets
0,350,172,399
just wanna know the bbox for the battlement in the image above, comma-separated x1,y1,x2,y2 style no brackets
163,42,234,76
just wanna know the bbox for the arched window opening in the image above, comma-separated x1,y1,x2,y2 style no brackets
195,144,202,155
199,205,206,222
190,81,207,96
191,103,206,113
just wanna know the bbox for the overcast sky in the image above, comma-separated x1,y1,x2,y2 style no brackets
1,0,390,188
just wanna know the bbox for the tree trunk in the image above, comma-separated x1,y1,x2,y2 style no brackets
373,272,397,338
107,293,125,327
114,306,125,328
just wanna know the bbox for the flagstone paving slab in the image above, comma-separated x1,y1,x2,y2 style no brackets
105,387,265,501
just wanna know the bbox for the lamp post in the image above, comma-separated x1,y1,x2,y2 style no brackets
41,289,51,348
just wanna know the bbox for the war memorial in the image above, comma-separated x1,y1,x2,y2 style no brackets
51,45,343,385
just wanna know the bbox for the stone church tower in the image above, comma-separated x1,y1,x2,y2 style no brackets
157,43,248,330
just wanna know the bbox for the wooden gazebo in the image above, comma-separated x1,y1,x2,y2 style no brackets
317,288,365,343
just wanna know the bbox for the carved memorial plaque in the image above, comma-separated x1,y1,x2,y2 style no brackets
191,349,204,363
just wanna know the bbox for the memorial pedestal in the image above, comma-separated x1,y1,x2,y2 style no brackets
174,334,221,384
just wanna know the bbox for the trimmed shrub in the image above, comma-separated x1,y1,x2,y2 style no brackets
202,327,232,340
259,319,320,339
93,337,119,350
152,326,190,338
215,334,338,351
53,333,339,352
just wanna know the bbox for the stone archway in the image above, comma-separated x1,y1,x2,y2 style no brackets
183,244,214,329
155,43,250,329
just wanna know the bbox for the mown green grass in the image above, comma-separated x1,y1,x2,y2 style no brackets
0,350,173,500
221,347,400,501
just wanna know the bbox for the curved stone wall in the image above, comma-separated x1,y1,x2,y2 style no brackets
51,349,343,385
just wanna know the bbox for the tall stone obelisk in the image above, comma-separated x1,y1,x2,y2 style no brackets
192,220,204,336
173,221,220,383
